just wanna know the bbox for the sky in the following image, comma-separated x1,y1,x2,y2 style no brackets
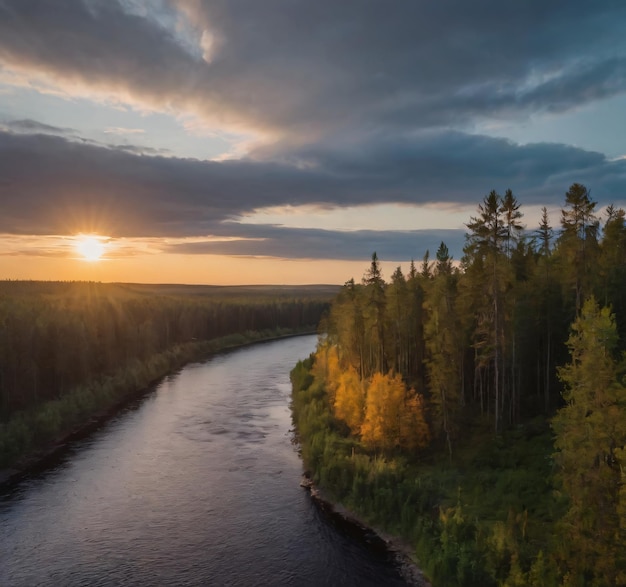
1,0,626,285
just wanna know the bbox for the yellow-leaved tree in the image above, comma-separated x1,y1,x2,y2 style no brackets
312,341,342,405
333,365,365,434
361,372,429,453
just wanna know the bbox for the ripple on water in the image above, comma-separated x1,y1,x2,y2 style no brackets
0,336,408,587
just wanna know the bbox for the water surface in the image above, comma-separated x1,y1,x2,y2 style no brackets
0,336,407,586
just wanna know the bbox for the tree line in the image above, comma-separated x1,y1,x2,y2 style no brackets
294,183,626,585
0,281,331,468
0,281,329,418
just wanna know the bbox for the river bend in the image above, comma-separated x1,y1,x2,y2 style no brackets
0,335,407,586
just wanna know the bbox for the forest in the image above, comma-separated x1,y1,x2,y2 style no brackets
291,183,626,586
0,281,334,469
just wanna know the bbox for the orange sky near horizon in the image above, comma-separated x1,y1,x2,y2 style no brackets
0,232,424,286
0,246,405,286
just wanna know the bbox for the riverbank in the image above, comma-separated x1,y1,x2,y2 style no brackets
0,328,316,485
1,334,413,586
300,473,431,587
290,353,568,586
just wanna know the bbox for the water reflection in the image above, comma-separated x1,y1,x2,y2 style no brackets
0,336,407,586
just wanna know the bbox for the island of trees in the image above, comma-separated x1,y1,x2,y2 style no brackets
0,281,334,471
291,183,626,586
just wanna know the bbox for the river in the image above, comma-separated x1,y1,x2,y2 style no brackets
0,335,408,586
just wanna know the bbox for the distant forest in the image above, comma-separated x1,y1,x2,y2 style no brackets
0,281,333,468
292,183,626,586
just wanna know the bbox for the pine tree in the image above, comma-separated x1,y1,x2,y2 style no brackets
536,206,553,258
501,189,524,259
407,257,428,390
527,207,566,413
362,252,387,375
386,266,410,378
552,297,626,583
328,278,366,379
556,183,599,312
420,249,432,280
465,190,510,432
598,205,626,339
424,242,462,457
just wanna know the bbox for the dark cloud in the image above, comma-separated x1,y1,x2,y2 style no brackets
1,1,625,139
162,226,467,262
0,119,165,155
4,1,626,268
106,142,171,156
261,130,611,205
1,129,626,260
2,119,74,134
179,0,626,134
0,0,200,102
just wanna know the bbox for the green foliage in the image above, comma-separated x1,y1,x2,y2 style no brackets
0,281,332,468
292,183,626,586
0,280,331,419
424,251,462,457
552,297,626,583
555,183,600,312
292,353,565,586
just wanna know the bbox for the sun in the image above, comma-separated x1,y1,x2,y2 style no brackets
75,235,106,262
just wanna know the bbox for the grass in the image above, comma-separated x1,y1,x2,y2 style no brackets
291,361,566,586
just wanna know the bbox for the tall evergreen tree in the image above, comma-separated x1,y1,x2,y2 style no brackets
552,297,626,583
362,252,387,375
407,258,428,390
435,241,453,275
557,183,599,312
501,189,524,259
536,206,553,258
328,278,366,379
465,190,510,432
598,205,626,339
531,207,562,412
424,242,462,458
420,249,432,280
386,266,410,378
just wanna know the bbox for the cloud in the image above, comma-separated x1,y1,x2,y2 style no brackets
104,127,146,135
6,2,626,268
0,234,74,258
1,128,626,260
104,142,170,155
1,0,626,143
161,227,467,262
2,118,74,134
0,248,71,258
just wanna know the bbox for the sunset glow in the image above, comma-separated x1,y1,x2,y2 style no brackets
0,2,625,284
74,235,106,262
